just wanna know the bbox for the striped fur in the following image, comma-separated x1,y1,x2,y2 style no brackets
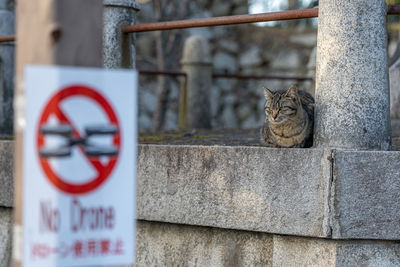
260,85,314,148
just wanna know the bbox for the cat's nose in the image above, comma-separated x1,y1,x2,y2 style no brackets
272,113,278,120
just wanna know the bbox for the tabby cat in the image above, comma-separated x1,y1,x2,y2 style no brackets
260,85,314,148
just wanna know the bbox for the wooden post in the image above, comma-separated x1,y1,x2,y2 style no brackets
13,0,103,266
178,76,187,130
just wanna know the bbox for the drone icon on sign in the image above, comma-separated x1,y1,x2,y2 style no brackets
36,85,122,194
39,124,119,158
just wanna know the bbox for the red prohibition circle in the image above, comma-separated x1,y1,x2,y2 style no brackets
37,85,121,195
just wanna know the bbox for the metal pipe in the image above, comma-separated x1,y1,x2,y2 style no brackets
0,5,400,41
212,73,313,81
123,8,319,33
0,35,15,43
178,76,188,130
138,69,313,81
123,6,400,33
138,69,186,77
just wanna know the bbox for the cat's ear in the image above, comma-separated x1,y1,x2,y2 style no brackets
263,86,274,100
285,85,299,102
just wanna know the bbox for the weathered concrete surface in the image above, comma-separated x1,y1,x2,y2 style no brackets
134,221,400,266
273,235,337,266
273,235,400,267
2,140,400,241
103,0,139,69
0,207,12,267
0,141,13,207
331,151,400,239
336,240,400,267
315,0,390,149
137,145,332,237
135,220,273,267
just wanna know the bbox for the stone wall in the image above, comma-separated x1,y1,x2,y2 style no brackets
135,0,317,131
0,0,15,135
136,222,400,267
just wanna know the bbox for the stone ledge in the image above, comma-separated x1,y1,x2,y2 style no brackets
332,150,400,239
137,144,332,238
3,141,400,240
138,145,400,240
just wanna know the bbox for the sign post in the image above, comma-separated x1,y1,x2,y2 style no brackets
13,1,139,266
22,65,137,266
14,1,105,266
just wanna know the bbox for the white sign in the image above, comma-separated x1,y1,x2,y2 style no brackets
22,65,137,267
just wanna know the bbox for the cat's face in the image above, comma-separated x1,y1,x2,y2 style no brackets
263,85,300,124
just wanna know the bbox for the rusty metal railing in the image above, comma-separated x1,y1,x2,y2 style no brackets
2,5,400,43
139,70,313,81
212,73,313,81
138,69,186,77
0,35,15,43
124,8,318,33
125,6,400,33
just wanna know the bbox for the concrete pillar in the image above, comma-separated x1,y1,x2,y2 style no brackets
0,2,14,135
181,36,212,129
390,58,400,120
305,46,316,97
314,0,390,150
103,0,140,69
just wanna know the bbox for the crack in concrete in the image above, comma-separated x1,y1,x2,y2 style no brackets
328,149,340,239
323,148,336,238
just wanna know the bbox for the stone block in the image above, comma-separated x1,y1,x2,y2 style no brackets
137,145,332,237
273,235,336,267
332,151,400,239
218,40,239,54
289,33,317,48
0,141,13,207
139,89,156,114
273,235,400,267
134,221,400,266
213,52,238,73
336,241,400,267
239,46,263,68
211,1,231,17
270,49,301,69
135,220,273,267
0,207,12,267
